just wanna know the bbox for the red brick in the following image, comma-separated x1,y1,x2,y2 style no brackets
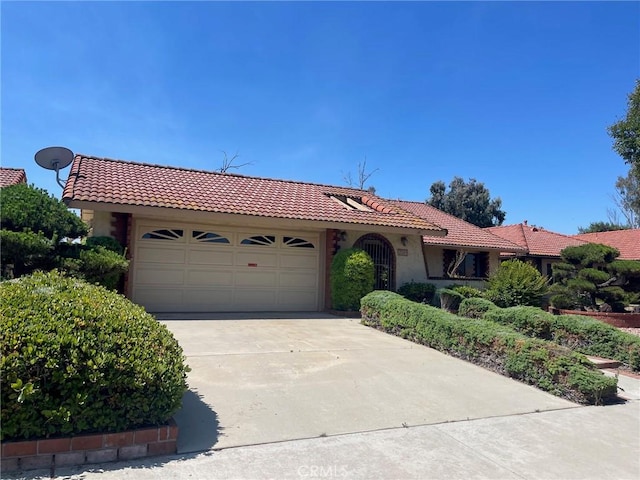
2,440,37,457
148,440,177,456
71,434,104,451
134,427,159,444
168,420,178,441
21,454,53,471
104,431,133,448
118,444,147,460
38,437,71,454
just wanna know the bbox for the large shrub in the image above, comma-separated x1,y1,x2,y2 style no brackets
551,243,640,312
397,281,436,303
485,259,549,308
330,248,375,311
0,271,189,441
1,183,88,239
361,291,617,405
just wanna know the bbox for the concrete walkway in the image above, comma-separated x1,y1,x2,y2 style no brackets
6,314,640,479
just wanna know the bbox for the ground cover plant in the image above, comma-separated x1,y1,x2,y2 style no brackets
1,271,190,441
458,299,640,372
361,291,617,405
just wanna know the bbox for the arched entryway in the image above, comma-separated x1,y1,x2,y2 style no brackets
354,234,396,291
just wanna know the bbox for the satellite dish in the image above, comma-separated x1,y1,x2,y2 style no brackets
34,146,74,188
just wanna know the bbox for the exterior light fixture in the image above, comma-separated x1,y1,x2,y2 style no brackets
401,236,408,246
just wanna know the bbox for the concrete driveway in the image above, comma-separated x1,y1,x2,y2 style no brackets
160,313,576,453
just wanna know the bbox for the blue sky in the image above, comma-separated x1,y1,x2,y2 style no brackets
2,1,638,234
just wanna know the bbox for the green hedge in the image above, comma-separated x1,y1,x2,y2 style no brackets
397,281,436,304
458,297,499,319
1,271,190,441
482,307,640,372
438,288,464,313
361,291,617,405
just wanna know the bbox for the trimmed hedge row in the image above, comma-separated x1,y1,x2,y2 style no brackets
459,300,640,372
361,291,617,405
1,271,190,441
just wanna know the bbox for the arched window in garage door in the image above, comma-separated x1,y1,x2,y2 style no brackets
353,233,396,291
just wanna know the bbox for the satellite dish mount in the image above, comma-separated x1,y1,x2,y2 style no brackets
34,146,74,188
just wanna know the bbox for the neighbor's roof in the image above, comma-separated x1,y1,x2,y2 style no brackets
390,200,527,253
0,168,27,187
487,223,588,257
62,155,444,233
573,229,640,260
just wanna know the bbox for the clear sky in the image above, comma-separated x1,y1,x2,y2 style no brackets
2,1,638,234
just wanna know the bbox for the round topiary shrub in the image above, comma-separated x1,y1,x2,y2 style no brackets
331,248,375,311
458,297,499,319
0,271,189,441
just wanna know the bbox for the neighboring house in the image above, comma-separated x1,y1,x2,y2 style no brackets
62,155,446,313
0,167,27,187
390,200,526,288
486,222,588,277
573,229,640,261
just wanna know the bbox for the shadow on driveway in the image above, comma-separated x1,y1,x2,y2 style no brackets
173,389,221,454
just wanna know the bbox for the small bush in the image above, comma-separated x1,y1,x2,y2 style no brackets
438,288,464,313
485,259,549,308
331,248,375,311
458,297,499,319
0,271,189,441
85,236,125,255
450,285,483,298
360,291,617,405
397,281,436,303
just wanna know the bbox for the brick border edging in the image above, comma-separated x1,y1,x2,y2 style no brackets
1,418,178,473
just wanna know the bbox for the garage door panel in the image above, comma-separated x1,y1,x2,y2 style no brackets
188,248,234,266
187,269,234,286
236,270,278,287
135,288,184,307
137,247,185,264
235,289,277,308
236,252,277,268
136,267,185,285
279,271,317,288
279,253,317,269
279,290,318,308
184,288,234,306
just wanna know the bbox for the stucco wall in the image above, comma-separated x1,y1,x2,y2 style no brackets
84,210,113,237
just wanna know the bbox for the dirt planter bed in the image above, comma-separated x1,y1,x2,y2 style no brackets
0,419,178,473
556,309,640,328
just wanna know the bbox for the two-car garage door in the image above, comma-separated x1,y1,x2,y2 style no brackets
132,222,321,312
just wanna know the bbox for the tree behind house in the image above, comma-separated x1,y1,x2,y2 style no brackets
427,177,506,227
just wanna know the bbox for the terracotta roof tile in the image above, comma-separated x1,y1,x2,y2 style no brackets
487,223,588,257
0,168,27,187
63,155,444,233
573,230,640,260
390,200,527,252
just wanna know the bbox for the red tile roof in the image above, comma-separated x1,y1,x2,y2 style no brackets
390,200,526,252
0,168,27,187
487,223,588,257
63,155,444,233
573,230,640,260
